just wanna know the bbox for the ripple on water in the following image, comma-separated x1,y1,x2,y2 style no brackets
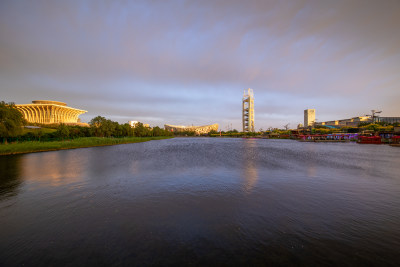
0,138,400,266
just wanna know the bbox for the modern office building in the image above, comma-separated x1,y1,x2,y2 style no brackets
242,88,255,132
316,116,400,127
304,108,400,128
304,109,315,127
164,124,218,135
374,117,400,124
16,100,87,124
315,116,371,127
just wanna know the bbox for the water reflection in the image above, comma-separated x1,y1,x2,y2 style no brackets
130,160,140,175
0,155,23,200
241,139,259,193
1,139,400,266
304,144,317,178
21,150,88,187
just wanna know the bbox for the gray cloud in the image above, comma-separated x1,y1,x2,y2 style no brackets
1,0,399,128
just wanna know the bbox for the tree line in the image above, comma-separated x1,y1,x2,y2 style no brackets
87,116,172,138
0,102,173,142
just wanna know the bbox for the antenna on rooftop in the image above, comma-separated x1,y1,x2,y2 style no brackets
371,110,382,123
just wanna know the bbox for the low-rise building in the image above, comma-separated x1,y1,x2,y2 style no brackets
316,116,371,127
374,117,400,124
165,124,218,135
16,100,87,125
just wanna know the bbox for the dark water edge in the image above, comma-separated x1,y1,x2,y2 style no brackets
1,138,400,266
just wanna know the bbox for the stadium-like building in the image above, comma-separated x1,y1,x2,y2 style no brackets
16,100,87,125
165,124,219,135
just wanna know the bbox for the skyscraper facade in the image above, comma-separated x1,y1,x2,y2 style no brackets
304,109,316,127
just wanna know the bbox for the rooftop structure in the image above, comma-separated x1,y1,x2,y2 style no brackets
16,100,87,124
242,88,255,132
164,124,218,135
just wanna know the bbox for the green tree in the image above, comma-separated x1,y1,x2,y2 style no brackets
0,101,25,143
56,124,70,140
152,126,164,136
366,124,380,132
134,122,151,137
89,116,117,137
113,122,123,137
121,123,134,137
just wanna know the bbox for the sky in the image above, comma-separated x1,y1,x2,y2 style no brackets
1,0,399,130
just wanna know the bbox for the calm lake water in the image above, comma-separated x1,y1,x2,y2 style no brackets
1,138,400,266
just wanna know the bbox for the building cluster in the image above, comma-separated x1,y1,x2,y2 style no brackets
302,108,400,129
15,100,220,135
140,88,252,134
16,87,255,134
15,96,399,134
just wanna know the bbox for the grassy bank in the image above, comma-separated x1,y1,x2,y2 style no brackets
0,136,173,156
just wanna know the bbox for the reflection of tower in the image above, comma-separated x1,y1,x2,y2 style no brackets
304,109,315,127
242,88,255,132
242,139,258,193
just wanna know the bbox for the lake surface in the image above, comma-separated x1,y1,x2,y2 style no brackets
1,138,400,266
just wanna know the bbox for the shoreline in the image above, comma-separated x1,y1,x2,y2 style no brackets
0,136,173,156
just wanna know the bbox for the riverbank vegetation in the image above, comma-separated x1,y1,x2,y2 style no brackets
0,101,26,143
1,105,173,144
0,136,172,155
1,101,174,154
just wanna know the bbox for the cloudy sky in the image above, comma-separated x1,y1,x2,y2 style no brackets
1,0,399,130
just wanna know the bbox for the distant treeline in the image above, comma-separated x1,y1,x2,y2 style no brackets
1,117,173,143
0,101,173,143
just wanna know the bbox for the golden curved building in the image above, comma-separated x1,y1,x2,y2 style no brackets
164,123,219,135
16,100,87,124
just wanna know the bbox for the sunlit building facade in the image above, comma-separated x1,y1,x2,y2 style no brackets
16,100,87,124
129,121,150,128
242,88,255,132
164,124,219,135
304,109,315,127
315,116,371,127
